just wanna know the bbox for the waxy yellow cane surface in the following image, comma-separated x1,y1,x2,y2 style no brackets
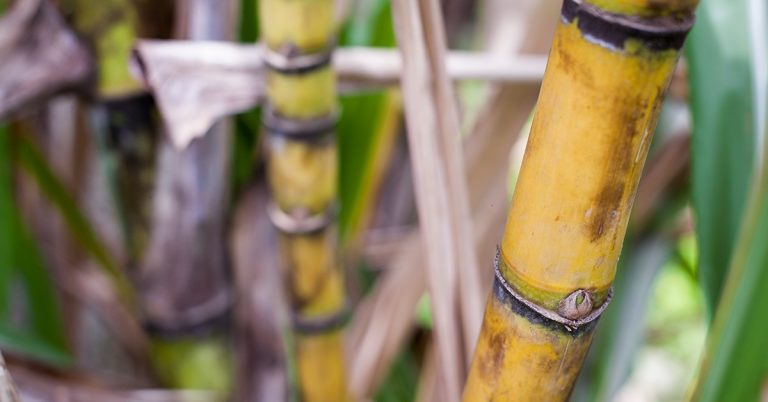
463,0,698,400
260,1,348,401
500,21,678,310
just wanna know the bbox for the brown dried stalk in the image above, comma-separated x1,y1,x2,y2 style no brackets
389,0,484,398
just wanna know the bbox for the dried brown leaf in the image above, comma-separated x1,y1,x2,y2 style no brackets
0,0,94,119
133,40,545,148
139,0,236,336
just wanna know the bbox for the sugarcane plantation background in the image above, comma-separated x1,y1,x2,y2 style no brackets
0,0,767,401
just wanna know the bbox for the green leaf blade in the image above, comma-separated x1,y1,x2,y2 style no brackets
686,0,756,316
693,167,768,402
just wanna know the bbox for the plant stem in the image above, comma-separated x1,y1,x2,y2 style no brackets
462,0,698,400
141,0,238,392
259,0,349,400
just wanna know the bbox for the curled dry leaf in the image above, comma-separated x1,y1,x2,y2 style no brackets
139,0,235,337
0,0,94,119
133,40,545,149
132,41,265,149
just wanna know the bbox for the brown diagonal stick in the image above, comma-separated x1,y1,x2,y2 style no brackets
347,83,541,400
390,0,483,398
347,0,559,396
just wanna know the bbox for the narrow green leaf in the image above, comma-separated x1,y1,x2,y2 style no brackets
231,0,262,198
231,109,261,198
374,349,418,402
0,322,70,367
0,128,14,317
0,130,70,366
239,0,259,43
14,135,134,304
340,0,396,47
337,0,398,240
692,147,768,402
693,3,768,396
14,217,70,357
686,0,755,316
337,93,395,239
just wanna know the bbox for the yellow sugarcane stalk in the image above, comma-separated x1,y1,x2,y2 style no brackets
462,0,698,400
259,1,348,401
66,0,143,98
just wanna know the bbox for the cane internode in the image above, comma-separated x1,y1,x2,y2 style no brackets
260,0,348,400
463,0,697,400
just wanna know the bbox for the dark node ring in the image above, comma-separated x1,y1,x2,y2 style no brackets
267,201,338,235
262,105,339,141
561,0,695,51
292,303,351,335
493,247,612,334
263,44,334,75
143,291,233,339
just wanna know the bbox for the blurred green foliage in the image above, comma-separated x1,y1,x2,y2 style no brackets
0,130,71,367
686,0,755,317
338,0,397,240
231,0,261,198
151,336,233,392
17,135,132,302
693,145,768,401
692,1,768,394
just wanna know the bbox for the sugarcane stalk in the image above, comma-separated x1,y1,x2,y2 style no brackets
259,0,348,401
140,0,237,393
62,0,157,270
462,0,699,400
